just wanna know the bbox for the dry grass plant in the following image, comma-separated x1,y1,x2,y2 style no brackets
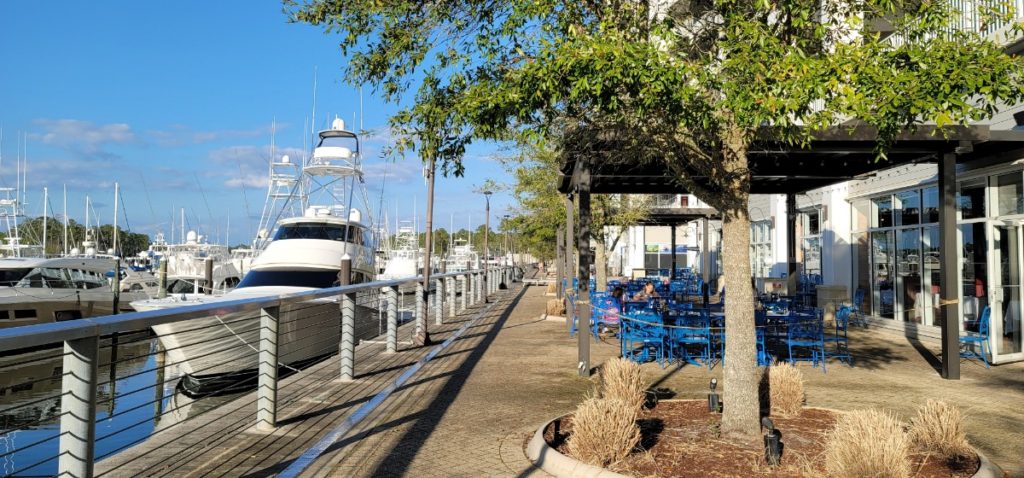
545,298,565,315
566,396,642,468
600,357,647,413
761,362,805,417
824,409,911,478
908,399,972,460
546,282,557,294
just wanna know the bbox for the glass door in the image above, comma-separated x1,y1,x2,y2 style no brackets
992,223,1024,362
897,229,922,323
960,223,989,331
872,231,895,318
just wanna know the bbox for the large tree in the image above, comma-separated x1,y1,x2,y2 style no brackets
288,0,1024,439
503,136,650,285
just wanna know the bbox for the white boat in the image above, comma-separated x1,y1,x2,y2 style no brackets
380,220,424,280
132,117,380,396
0,256,148,328
445,238,480,273
140,231,253,296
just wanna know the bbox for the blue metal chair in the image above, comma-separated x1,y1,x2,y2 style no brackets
590,295,622,339
849,288,868,327
669,311,712,367
620,311,668,366
786,314,827,372
960,306,990,369
824,305,852,365
755,309,772,366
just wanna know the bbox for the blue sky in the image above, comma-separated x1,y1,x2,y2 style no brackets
0,1,514,246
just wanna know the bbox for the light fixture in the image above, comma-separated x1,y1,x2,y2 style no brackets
708,378,720,413
762,417,782,466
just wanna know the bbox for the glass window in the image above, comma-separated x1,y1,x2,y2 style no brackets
896,229,922,323
237,269,343,289
0,268,31,287
922,186,939,224
958,180,986,219
802,210,820,236
922,226,940,327
896,190,920,226
996,172,1023,216
873,196,893,228
960,223,989,327
872,231,895,318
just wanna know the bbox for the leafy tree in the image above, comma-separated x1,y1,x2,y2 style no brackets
503,137,650,285
289,0,1024,439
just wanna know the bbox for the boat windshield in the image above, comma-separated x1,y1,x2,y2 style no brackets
236,270,341,289
0,268,31,286
272,223,363,245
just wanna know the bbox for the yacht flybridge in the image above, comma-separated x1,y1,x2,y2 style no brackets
132,116,379,395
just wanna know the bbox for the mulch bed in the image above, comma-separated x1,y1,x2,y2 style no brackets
544,400,979,477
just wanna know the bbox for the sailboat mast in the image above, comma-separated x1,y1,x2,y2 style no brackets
63,184,68,256
113,182,119,256
42,187,48,255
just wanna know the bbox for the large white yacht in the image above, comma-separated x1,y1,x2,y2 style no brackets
132,117,378,395
0,256,148,328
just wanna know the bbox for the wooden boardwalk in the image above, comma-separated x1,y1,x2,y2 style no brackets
97,287,523,478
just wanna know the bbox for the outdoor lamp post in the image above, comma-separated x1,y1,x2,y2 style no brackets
483,190,492,303
708,378,720,413
762,417,782,465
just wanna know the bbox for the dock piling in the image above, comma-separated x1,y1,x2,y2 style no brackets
59,336,99,478
258,306,281,430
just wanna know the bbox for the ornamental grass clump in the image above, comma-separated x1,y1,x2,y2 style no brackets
565,396,642,467
600,357,646,413
909,399,972,461
760,362,805,417
824,409,911,478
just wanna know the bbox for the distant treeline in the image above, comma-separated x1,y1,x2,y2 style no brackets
0,217,151,257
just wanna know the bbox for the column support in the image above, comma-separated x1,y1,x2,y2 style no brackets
939,151,961,380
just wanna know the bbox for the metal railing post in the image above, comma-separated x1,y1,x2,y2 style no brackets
415,281,425,338
59,335,99,478
474,272,481,303
386,286,398,353
460,274,467,312
434,278,444,325
340,292,355,381
447,276,456,319
258,306,280,430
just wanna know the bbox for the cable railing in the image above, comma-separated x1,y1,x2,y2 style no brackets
0,265,517,478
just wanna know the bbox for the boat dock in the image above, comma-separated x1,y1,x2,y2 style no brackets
95,283,559,477
2,266,1023,477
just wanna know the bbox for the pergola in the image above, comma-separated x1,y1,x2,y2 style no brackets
556,123,1024,378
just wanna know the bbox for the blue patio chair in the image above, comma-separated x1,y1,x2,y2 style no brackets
786,315,826,372
620,311,668,366
590,295,622,339
755,309,772,366
669,311,712,367
960,306,990,369
824,305,852,366
849,288,868,328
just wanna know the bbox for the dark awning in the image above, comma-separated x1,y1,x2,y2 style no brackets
558,124,1024,195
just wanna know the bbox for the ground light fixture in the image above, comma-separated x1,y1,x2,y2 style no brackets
708,378,720,413
762,417,782,466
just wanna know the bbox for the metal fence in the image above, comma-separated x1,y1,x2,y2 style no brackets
0,266,515,477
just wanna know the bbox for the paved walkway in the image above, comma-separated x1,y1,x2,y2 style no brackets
97,272,1024,477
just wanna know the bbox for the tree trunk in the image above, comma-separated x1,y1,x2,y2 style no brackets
719,133,759,441
595,236,608,292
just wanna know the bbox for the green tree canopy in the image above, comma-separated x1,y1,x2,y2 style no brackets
289,0,1024,438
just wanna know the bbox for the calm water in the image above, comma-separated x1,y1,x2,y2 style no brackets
0,335,231,477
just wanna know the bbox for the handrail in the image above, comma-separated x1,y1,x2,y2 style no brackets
0,265,517,478
0,269,492,352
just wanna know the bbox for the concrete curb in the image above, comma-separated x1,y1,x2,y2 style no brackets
973,450,1004,478
526,416,631,478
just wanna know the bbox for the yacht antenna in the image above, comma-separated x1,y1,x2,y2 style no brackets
359,85,364,132
63,184,68,256
139,173,158,237
181,207,185,242
42,187,48,255
13,133,20,255
22,133,27,207
310,67,318,156
113,182,119,256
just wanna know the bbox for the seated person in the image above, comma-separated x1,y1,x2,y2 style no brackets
633,282,659,301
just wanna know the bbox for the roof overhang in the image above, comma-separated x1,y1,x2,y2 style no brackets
557,124,1024,195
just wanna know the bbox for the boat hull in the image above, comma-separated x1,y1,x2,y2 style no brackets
151,297,392,396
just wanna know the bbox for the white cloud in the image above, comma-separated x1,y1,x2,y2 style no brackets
148,123,283,147
28,119,136,158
